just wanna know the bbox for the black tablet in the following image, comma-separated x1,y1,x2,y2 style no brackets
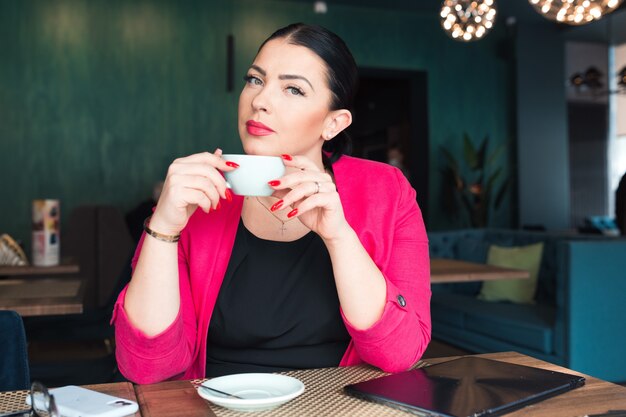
344,357,585,417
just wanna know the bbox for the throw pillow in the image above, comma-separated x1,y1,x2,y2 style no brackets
478,242,544,304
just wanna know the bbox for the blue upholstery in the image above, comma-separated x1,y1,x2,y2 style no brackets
564,241,626,382
0,310,30,391
432,293,555,353
429,229,626,382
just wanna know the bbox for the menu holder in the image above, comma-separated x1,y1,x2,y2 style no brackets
134,380,217,417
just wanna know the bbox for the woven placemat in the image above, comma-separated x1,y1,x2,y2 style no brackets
193,361,430,417
0,390,29,415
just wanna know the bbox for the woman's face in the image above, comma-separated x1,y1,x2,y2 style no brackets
238,38,335,160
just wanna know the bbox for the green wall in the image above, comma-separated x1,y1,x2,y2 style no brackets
0,0,513,253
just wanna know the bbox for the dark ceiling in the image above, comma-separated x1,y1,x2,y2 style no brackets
273,0,626,44
275,0,550,23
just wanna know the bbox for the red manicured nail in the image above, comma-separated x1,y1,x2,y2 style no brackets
225,161,239,168
281,154,293,161
268,180,281,187
225,189,233,202
270,200,284,212
287,208,298,218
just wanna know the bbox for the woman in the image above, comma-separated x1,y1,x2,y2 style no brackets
113,23,431,384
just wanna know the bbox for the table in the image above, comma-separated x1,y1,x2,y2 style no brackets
0,258,83,316
0,260,80,277
430,258,530,283
136,352,626,417
3,352,626,416
0,278,83,316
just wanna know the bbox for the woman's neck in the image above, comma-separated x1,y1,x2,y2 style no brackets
241,195,310,242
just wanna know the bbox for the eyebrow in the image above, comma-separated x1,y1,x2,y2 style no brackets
250,65,315,91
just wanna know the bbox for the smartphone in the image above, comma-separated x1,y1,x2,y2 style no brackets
27,385,138,417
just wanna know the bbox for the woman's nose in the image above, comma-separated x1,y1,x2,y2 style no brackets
251,86,271,113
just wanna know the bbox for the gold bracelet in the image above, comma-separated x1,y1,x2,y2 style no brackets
143,216,181,243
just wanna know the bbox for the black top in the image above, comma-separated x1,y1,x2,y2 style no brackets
206,220,350,377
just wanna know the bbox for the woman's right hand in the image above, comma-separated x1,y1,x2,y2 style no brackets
148,149,238,236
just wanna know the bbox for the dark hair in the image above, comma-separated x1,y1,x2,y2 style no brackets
260,23,358,167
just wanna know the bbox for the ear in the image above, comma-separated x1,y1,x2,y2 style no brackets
323,109,352,141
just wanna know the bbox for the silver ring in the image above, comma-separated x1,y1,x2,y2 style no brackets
314,181,321,194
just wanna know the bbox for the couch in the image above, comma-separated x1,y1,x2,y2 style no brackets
63,205,135,312
428,229,626,382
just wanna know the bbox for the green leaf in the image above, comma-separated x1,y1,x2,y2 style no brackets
486,142,505,168
485,167,502,193
463,133,479,171
442,133,511,227
441,168,461,216
476,135,489,171
440,146,465,189
440,146,459,172
481,167,501,211
441,167,462,190
460,192,474,222
494,177,510,209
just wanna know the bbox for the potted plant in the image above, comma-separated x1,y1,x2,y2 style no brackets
441,132,509,228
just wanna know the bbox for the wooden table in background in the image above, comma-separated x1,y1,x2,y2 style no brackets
0,278,83,316
0,260,79,277
430,258,530,283
0,258,83,316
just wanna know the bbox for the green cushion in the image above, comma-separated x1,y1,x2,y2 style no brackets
478,242,544,304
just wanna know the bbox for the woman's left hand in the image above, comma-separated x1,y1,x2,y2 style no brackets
269,154,351,241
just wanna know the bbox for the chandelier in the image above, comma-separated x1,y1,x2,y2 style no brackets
528,0,624,25
440,0,497,42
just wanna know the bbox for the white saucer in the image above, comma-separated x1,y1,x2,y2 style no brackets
197,373,305,412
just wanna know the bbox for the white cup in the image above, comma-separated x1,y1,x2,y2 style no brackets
222,154,285,196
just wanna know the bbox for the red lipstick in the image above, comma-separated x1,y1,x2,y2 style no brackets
246,120,275,136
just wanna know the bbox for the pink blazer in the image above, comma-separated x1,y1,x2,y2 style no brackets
112,155,431,384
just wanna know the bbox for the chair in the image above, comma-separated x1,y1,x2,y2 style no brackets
24,205,135,386
0,310,30,391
